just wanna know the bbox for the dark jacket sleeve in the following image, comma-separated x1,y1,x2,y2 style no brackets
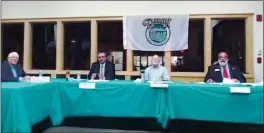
20,64,27,77
87,63,94,79
1,63,19,82
105,63,116,80
204,66,212,82
233,66,246,83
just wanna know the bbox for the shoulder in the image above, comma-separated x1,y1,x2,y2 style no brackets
106,61,114,66
1,60,8,67
228,63,240,70
160,65,168,71
145,66,152,71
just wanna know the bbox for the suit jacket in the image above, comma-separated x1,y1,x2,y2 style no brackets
1,60,27,82
204,63,246,83
88,61,116,80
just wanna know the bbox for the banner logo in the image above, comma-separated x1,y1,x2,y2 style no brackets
142,18,171,46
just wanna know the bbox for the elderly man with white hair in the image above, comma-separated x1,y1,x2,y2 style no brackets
144,55,170,81
1,52,30,82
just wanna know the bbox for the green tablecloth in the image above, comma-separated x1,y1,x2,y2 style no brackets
1,79,263,132
167,83,264,124
1,79,168,132
1,82,59,132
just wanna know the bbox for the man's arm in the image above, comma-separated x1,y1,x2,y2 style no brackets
163,67,170,81
105,63,116,80
204,66,212,82
234,66,246,83
87,63,94,79
144,68,149,80
1,65,19,82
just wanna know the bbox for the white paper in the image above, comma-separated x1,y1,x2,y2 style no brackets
30,76,50,83
134,78,142,83
87,80,109,82
230,87,251,93
222,78,235,84
79,83,95,89
150,83,169,88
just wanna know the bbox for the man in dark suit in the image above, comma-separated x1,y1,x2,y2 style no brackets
88,52,116,80
1,52,31,82
204,52,246,83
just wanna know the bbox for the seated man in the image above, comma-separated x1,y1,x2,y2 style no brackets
144,55,170,81
204,52,246,83
1,52,31,82
88,52,116,80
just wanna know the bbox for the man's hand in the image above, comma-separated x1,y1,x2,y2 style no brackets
91,73,97,79
232,78,240,83
23,76,31,81
98,74,105,80
207,79,215,83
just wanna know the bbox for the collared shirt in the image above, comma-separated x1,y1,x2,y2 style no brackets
99,62,106,76
10,65,17,77
220,64,231,79
144,65,170,81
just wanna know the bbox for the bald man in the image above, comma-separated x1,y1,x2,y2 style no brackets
144,55,170,81
204,52,246,83
1,52,30,82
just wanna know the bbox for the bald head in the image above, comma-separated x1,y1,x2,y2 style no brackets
152,55,160,66
7,52,19,65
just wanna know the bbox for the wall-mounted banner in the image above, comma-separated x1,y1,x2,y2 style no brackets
123,15,189,51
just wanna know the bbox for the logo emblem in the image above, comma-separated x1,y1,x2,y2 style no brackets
142,18,171,46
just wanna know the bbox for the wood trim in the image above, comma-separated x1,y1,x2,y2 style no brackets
90,20,98,66
56,21,64,71
164,51,171,73
23,21,32,70
1,13,254,23
245,15,254,75
126,50,133,80
204,17,212,72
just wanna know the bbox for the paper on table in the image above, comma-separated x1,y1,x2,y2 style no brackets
222,78,235,84
230,87,250,93
150,83,169,88
79,83,95,89
87,79,109,82
134,78,142,83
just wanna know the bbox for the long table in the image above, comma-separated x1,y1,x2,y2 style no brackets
1,79,263,132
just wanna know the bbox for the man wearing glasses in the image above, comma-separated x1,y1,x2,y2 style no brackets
204,51,246,83
88,52,116,80
1,52,31,82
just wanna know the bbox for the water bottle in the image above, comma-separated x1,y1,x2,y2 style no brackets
66,70,70,81
39,70,43,77
77,72,81,80
140,70,145,83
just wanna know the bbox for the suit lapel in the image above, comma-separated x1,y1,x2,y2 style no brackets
228,63,233,78
216,64,223,81
104,61,108,75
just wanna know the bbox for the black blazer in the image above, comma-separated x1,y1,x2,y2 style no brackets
204,63,246,83
1,60,27,82
88,61,116,80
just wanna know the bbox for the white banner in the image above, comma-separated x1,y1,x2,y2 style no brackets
123,15,189,51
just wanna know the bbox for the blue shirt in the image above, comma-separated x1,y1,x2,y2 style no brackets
144,65,170,81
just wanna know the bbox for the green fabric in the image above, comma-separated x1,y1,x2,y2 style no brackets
167,83,264,124
50,80,168,128
1,79,169,132
2,79,263,133
1,82,59,132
